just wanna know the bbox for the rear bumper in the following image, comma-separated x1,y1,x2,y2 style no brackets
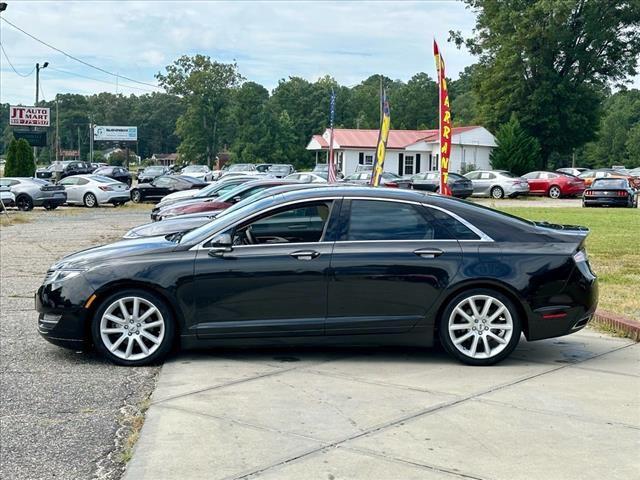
584,197,629,206
34,192,67,206
506,184,530,196
526,268,598,341
97,191,131,204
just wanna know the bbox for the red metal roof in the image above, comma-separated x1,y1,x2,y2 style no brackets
314,127,480,149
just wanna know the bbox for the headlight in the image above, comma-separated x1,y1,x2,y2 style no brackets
44,268,86,290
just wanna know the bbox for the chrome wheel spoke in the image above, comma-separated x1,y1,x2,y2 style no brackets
487,332,507,344
133,297,140,319
102,327,124,334
488,306,506,322
455,307,473,322
104,314,126,325
110,334,127,352
118,299,129,319
468,299,481,318
469,335,479,356
482,335,491,356
140,330,161,345
142,320,163,329
480,297,493,318
124,337,134,358
135,337,149,355
138,307,157,323
450,323,472,331
453,331,473,345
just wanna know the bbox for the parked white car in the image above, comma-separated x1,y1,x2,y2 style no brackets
58,175,131,207
464,170,530,199
181,165,213,182
0,186,16,209
285,172,328,183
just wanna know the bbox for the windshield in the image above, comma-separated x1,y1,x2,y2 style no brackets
194,180,242,198
184,165,207,172
145,167,163,174
179,195,276,245
315,172,328,180
498,171,518,178
228,164,253,172
382,172,400,179
90,175,118,183
269,165,290,172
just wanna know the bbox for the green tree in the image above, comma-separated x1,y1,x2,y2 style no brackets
451,0,640,167
392,73,438,129
4,139,35,177
490,116,541,175
156,55,243,166
625,124,640,168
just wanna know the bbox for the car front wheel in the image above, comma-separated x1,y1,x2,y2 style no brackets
439,289,521,366
131,190,142,203
84,193,98,208
490,186,504,199
91,289,175,366
548,186,561,199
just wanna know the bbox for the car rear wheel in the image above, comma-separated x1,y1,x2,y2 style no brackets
84,193,98,208
490,186,504,199
131,189,142,203
548,186,561,199
16,195,34,211
439,289,521,366
91,289,175,366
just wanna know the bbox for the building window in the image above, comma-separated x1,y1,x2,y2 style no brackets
404,155,414,175
432,153,439,171
364,155,374,165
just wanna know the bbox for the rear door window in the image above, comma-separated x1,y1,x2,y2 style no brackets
344,200,434,241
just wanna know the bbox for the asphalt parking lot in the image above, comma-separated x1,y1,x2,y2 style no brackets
1,205,639,480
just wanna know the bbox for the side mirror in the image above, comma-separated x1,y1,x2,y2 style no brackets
208,233,233,256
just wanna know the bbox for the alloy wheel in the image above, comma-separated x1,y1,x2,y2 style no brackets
99,296,165,361
447,294,513,360
84,193,97,207
131,190,141,203
549,186,561,199
491,187,504,199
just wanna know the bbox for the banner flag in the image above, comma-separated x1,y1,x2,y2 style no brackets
328,89,337,183
434,40,452,196
371,90,390,187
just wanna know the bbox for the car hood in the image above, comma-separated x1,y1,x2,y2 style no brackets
51,236,178,270
156,193,212,211
163,189,199,202
124,216,213,238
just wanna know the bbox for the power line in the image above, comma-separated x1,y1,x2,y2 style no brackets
0,42,35,77
47,65,160,94
0,16,162,89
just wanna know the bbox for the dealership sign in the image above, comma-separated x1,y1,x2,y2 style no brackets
10,106,50,127
93,125,137,141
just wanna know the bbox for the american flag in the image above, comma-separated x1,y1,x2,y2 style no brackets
328,89,337,183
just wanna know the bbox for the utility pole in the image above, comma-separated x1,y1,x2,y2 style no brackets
55,100,60,161
89,120,94,163
34,61,49,164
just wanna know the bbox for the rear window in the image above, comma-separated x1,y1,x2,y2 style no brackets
91,175,116,183
592,179,627,188
428,208,480,240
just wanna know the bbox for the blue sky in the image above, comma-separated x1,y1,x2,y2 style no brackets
1,1,638,106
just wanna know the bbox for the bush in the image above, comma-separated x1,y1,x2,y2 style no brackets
4,139,35,177
490,116,541,176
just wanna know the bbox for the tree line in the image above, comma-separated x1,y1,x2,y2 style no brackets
1,0,639,172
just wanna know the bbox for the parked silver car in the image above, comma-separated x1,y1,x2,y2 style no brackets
58,175,130,207
285,172,328,183
0,186,16,209
464,170,530,198
0,177,67,211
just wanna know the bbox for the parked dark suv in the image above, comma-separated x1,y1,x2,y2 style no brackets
35,161,94,180
93,166,133,186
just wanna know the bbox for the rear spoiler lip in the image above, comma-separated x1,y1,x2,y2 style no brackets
533,221,590,238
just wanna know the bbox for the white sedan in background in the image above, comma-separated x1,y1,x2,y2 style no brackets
0,186,16,209
285,172,328,183
181,165,213,182
58,175,131,207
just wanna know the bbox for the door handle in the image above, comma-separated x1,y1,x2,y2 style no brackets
289,250,320,260
413,248,444,258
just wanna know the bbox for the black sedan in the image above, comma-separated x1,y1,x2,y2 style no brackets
583,178,638,208
129,175,208,203
137,165,171,183
405,172,474,198
93,166,133,187
36,187,598,367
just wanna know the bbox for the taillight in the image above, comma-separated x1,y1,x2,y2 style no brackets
573,250,587,263
385,182,399,188
98,186,113,191
617,191,628,197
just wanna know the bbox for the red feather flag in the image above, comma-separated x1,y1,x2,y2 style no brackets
434,40,452,196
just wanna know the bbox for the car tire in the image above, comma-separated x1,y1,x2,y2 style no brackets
438,288,522,366
84,193,98,208
490,186,504,199
16,194,34,211
548,186,561,199
91,289,175,366
131,190,142,203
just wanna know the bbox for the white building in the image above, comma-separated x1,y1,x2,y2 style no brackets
306,126,497,176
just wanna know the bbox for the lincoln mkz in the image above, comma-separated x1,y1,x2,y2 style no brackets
36,187,598,366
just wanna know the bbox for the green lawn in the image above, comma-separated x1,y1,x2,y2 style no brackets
497,207,640,320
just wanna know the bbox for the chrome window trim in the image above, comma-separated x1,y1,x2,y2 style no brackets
190,194,493,250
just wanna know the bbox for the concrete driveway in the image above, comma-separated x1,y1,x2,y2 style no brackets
124,331,639,480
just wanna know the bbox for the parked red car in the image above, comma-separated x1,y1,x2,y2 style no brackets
522,171,585,198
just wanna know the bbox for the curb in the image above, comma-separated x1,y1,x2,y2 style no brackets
592,309,640,341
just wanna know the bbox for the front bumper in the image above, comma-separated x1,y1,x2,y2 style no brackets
35,276,95,349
